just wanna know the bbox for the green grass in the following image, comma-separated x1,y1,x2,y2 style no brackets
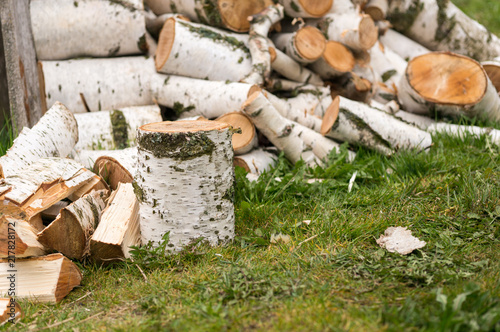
3,2,500,331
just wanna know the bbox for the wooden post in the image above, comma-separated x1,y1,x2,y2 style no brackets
0,0,43,132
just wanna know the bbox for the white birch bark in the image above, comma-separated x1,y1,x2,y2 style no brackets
0,253,82,303
73,147,137,178
233,148,277,174
155,18,252,82
379,29,430,61
387,0,500,61
30,0,147,60
243,5,284,85
242,91,320,165
328,0,358,13
146,13,191,37
0,102,78,178
369,41,407,88
41,56,156,113
0,217,46,258
151,74,257,119
135,121,235,251
427,123,500,146
37,190,108,259
269,47,323,85
74,105,162,152
279,0,333,18
271,26,326,64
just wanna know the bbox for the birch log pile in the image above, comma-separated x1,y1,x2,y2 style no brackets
135,121,235,251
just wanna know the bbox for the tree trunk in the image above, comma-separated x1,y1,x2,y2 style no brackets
40,56,155,113
90,183,141,262
387,0,500,61
379,29,430,61
145,0,274,32
279,0,333,18
30,0,148,60
268,46,323,85
271,26,326,64
37,190,108,259
309,41,355,79
151,74,259,119
233,148,277,174
0,298,22,325
215,112,258,155
73,105,162,152
0,253,82,303
0,102,78,179
135,121,235,251
397,52,500,122
242,91,320,165
0,217,46,258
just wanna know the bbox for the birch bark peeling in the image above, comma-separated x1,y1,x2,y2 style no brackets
135,121,235,251
0,102,78,179
0,253,82,303
156,18,252,81
90,183,141,262
279,0,333,18
0,298,22,325
243,4,284,85
30,0,147,60
40,57,156,113
233,148,277,174
74,105,162,152
387,0,500,61
481,61,500,94
0,217,46,258
397,52,500,122
271,26,326,64
145,0,273,32
309,41,355,79
37,190,108,259
215,112,258,155
269,47,323,85
243,92,320,165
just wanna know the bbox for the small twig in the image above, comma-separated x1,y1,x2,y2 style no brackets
135,264,148,283
68,291,92,305
72,312,104,326
297,231,324,247
40,317,75,330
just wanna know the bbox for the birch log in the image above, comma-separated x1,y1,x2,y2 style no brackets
427,123,500,146
215,112,258,155
369,41,407,88
481,61,500,94
37,190,108,259
0,253,82,303
0,102,78,179
309,41,355,79
363,0,388,21
324,96,432,155
0,217,46,258
90,183,141,262
135,121,235,251
387,0,500,61
0,298,22,325
397,52,500,122
155,18,252,81
40,56,155,113
271,26,326,64
242,91,320,165
279,0,332,18
151,74,259,119
314,13,378,52
74,105,162,151
234,148,277,174
269,47,323,85
30,0,147,60
145,0,273,32
379,29,430,61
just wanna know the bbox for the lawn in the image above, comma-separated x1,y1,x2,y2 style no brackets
3,2,500,331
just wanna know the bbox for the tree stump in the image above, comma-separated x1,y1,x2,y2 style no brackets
135,121,235,251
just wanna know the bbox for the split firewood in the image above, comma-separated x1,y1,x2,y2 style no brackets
135,121,235,250
234,148,277,174
30,0,147,60
74,105,162,151
0,298,22,325
215,112,258,155
387,0,500,61
271,26,326,64
0,217,47,258
481,61,500,94
0,158,97,219
151,74,259,119
37,190,108,259
145,0,274,32
398,52,500,122
40,201,69,221
279,0,332,18
379,29,430,61
155,18,252,81
243,91,320,165
363,0,388,21
90,183,141,262
322,96,432,155
313,13,378,52
243,4,284,85
0,253,82,303
0,102,78,179
40,56,156,113
268,47,323,85
309,41,355,79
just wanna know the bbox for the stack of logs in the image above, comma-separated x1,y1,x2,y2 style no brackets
3,0,500,317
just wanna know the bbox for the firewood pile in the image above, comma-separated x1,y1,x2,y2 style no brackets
2,0,500,312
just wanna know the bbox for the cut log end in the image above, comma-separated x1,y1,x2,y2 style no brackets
359,15,378,50
323,41,355,73
408,52,487,106
94,156,134,190
321,95,340,136
218,0,274,32
482,62,500,93
155,17,175,71
216,112,256,155
294,26,326,61
298,0,333,17
233,158,251,172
